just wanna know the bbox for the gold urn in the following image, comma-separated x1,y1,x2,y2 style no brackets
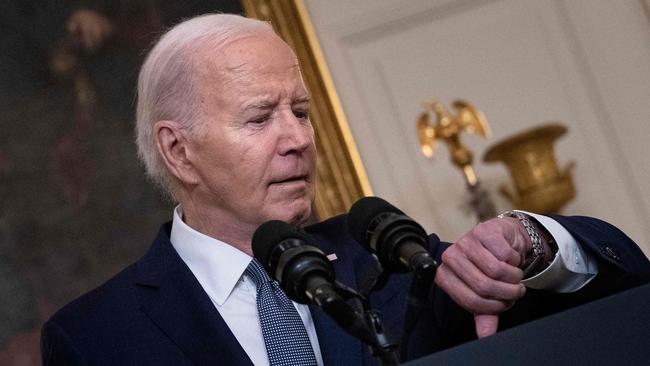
483,123,575,214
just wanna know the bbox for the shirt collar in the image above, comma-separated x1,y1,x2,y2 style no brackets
169,205,252,306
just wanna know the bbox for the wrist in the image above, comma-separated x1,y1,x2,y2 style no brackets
498,211,557,277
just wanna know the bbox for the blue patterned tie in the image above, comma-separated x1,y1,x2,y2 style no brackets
246,259,318,366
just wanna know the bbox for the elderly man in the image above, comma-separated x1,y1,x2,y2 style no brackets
41,13,649,366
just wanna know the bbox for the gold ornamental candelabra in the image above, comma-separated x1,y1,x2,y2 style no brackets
416,100,496,221
416,100,576,219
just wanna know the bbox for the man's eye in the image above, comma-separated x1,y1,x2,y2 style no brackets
293,110,309,120
249,115,270,124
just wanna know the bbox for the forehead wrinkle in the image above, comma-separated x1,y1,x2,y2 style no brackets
225,61,249,74
241,98,276,114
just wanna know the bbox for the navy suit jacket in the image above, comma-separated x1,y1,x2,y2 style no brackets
41,214,650,365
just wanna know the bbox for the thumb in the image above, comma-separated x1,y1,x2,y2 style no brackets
474,314,499,338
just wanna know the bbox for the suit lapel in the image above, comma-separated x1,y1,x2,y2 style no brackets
133,226,253,366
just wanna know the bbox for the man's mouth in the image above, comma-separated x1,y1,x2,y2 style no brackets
270,174,309,186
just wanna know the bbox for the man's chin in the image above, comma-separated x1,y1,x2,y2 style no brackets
268,200,312,227
285,207,312,227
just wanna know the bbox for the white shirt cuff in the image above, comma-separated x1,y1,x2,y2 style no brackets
517,211,598,293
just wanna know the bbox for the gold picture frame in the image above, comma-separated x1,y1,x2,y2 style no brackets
242,0,373,219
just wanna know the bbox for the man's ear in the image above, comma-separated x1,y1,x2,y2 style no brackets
154,120,200,186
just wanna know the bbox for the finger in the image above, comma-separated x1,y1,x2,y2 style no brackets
472,221,523,266
435,264,512,314
457,236,524,283
474,314,498,338
442,246,525,301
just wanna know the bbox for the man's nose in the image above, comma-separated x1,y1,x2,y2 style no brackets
277,112,313,155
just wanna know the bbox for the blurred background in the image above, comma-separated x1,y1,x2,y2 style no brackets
0,1,242,364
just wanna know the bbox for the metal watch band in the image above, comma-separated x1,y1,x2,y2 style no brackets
497,210,545,277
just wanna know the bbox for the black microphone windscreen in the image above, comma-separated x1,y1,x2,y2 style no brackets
347,196,404,246
251,220,308,270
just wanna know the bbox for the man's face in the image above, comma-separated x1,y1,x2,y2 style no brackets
186,31,316,232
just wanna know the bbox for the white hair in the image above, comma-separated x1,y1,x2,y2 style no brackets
135,13,272,199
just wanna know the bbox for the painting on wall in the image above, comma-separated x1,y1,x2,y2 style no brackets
0,1,244,363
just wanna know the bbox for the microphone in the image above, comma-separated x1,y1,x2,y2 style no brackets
348,196,438,358
347,196,437,274
252,220,378,346
251,220,337,305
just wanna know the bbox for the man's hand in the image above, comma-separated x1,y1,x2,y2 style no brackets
434,217,531,337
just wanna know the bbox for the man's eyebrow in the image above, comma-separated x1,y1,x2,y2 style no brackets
294,95,311,104
243,95,311,111
243,99,276,111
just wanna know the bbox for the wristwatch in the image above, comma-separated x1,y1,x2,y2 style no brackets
498,211,555,277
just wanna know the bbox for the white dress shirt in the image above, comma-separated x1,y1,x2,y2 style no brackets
169,207,324,366
521,212,598,292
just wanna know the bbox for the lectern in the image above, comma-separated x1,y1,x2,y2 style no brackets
405,284,650,365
